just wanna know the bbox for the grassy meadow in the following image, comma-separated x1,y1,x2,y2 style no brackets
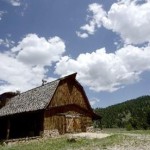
0,129,150,150
0,135,123,150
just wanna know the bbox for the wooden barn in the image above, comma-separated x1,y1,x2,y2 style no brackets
0,73,101,140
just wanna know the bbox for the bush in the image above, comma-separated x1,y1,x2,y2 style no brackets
126,123,133,131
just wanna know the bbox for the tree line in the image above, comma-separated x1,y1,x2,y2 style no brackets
94,95,150,130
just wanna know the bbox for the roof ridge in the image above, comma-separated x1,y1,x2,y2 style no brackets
19,81,59,97
58,72,77,80
13,72,77,96
0,72,79,117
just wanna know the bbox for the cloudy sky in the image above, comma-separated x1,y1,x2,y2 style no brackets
0,0,150,108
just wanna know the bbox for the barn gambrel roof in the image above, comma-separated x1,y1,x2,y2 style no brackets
0,76,62,117
0,73,101,120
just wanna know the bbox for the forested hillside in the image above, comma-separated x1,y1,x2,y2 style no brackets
94,96,150,130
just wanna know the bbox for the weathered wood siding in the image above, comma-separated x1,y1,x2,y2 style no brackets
44,115,66,134
43,79,93,135
49,80,88,110
44,111,92,134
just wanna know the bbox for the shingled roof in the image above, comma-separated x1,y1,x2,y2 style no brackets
0,73,102,120
0,76,62,117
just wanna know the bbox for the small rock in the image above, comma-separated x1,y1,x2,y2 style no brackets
67,137,77,143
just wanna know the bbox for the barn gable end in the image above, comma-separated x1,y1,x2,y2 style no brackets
43,73,97,135
49,74,90,110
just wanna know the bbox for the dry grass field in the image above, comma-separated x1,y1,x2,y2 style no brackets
0,129,150,150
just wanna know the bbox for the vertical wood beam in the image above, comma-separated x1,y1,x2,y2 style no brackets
6,118,10,140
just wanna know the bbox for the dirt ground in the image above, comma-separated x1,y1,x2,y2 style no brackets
69,132,150,150
70,132,111,139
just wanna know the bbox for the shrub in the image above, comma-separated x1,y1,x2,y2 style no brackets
126,123,133,131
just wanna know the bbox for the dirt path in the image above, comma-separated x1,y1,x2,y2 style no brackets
70,132,111,139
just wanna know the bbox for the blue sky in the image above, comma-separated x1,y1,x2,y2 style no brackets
0,0,150,108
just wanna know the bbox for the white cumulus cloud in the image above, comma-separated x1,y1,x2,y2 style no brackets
12,34,65,66
0,11,7,21
55,45,150,92
103,0,150,44
76,3,106,38
0,34,65,94
0,38,15,48
77,0,150,44
90,97,100,107
76,32,89,38
7,0,21,6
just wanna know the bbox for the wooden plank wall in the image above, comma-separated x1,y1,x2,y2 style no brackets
44,115,66,134
44,111,93,134
44,78,93,135
50,80,88,110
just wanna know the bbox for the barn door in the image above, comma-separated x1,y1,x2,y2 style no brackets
56,116,66,134
66,116,81,133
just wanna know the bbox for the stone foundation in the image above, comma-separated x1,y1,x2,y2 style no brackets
43,129,59,138
86,126,94,132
